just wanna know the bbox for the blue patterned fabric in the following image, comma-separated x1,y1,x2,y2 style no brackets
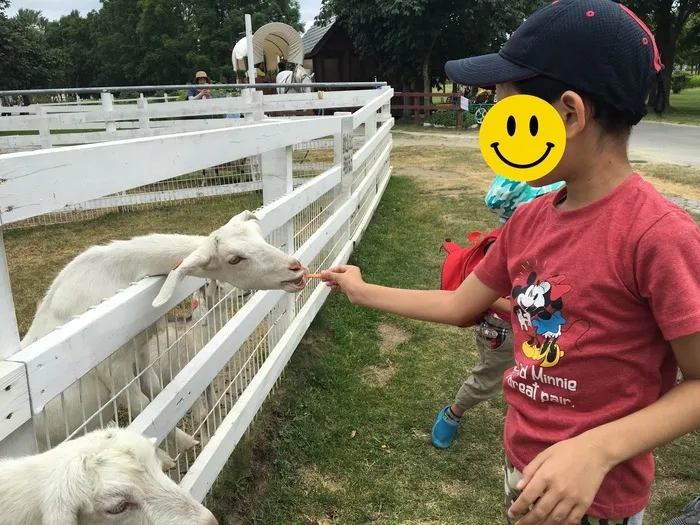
484,175,565,223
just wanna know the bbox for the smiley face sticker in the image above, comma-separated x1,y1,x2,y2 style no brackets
479,94,566,182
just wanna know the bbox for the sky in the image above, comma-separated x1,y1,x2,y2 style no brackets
7,0,323,30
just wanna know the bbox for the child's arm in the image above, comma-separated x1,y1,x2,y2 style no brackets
490,297,511,314
585,333,700,465
320,265,502,326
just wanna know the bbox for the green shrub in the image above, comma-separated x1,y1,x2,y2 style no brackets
687,75,700,89
671,70,690,94
425,109,478,128
117,90,140,100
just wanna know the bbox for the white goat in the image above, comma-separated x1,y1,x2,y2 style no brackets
0,426,218,525
22,210,307,453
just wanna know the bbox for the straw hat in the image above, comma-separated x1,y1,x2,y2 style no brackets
194,71,209,83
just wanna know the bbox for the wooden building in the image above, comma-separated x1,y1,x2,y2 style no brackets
302,18,377,83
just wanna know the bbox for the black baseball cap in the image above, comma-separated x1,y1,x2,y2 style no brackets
445,0,663,124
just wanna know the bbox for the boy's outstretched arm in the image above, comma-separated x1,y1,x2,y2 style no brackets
320,265,502,326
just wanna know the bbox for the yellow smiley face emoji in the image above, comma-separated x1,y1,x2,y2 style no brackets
479,94,566,182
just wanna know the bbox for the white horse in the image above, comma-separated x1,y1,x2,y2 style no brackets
276,63,315,94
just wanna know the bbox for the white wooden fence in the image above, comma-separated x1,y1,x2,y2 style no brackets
0,86,394,505
1,88,386,228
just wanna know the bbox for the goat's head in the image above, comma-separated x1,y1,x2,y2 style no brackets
153,210,307,307
43,427,217,525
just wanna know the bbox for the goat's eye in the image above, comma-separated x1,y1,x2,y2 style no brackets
229,256,245,265
106,502,130,515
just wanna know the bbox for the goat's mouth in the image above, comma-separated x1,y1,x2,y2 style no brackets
281,274,307,292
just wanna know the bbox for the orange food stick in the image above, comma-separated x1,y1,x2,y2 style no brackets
306,273,323,279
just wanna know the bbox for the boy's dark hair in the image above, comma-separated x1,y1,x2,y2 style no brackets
514,76,633,138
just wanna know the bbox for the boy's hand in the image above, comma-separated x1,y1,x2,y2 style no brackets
508,435,614,525
320,265,366,303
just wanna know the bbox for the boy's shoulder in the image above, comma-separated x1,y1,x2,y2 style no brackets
625,174,698,236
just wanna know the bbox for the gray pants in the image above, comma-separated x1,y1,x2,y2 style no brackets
454,313,515,412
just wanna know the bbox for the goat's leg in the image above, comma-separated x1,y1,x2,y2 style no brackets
116,380,199,453
190,384,218,448
133,330,166,401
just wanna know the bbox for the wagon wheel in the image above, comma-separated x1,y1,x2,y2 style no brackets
474,107,488,124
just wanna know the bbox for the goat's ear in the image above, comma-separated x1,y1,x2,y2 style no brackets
42,455,93,525
152,248,213,308
229,210,258,223
155,447,177,472
204,279,218,299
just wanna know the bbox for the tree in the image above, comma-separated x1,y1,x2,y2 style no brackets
45,10,99,87
318,0,539,94
0,7,63,89
625,0,700,109
0,0,302,89
677,13,700,72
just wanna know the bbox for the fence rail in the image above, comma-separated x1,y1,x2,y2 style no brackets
1,87,392,229
0,85,394,508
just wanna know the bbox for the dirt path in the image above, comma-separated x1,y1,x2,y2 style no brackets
392,130,478,148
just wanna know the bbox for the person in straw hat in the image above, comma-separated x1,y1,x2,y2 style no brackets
187,70,213,100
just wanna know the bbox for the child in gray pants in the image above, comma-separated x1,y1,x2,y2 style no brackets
431,175,563,449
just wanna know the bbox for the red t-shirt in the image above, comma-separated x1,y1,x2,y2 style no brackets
474,173,700,518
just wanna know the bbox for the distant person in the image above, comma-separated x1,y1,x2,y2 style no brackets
187,71,214,101
1,95,12,116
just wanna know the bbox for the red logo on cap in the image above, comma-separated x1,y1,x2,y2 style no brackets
586,10,595,17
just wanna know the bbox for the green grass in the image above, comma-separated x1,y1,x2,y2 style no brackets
644,87,700,125
207,174,700,524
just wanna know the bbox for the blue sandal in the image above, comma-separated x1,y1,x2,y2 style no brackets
431,405,461,449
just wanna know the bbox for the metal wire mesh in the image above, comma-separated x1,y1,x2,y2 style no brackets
293,138,335,180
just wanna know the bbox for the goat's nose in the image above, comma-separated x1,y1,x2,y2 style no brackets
289,258,303,272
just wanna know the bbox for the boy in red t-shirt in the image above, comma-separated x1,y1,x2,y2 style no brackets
320,1,700,523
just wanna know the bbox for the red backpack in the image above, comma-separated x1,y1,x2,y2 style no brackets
440,228,503,327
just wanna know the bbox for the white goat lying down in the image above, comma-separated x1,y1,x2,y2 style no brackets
22,210,307,453
0,426,218,525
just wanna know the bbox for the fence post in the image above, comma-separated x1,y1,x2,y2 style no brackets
334,112,354,243
380,87,391,123
249,91,264,182
261,146,295,345
364,111,377,144
101,92,116,137
102,92,127,210
36,105,51,149
0,226,37,459
137,95,150,133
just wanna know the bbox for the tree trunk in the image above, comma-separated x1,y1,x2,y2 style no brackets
650,3,675,110
422,53,430,95
402,82,411,119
